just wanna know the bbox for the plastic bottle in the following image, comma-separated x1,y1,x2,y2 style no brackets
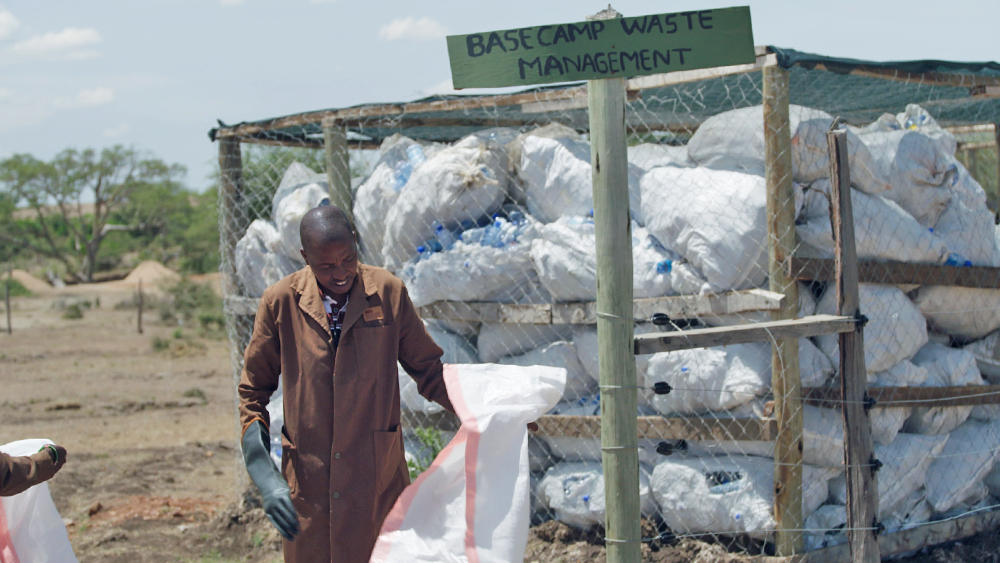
433,221,457,250
406,144,426,168
482,219,504,248
945,253,973,267
393,160,412,191
655,260,673,275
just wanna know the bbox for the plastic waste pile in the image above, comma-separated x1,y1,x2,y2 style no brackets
234,103,1000,541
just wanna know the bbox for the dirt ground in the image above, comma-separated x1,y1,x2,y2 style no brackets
3,284,999,563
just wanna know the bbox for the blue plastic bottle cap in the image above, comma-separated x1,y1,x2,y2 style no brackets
582,495,590,503
416,245,426,253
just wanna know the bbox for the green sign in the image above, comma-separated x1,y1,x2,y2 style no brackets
447,7,755,89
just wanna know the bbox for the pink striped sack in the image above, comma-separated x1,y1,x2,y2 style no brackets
371,363,566,563
0,439,78,563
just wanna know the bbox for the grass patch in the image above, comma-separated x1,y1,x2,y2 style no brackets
406,427,445,481
62,303,84,319
182,387,207,402
152,336,171,351
3,278,32,297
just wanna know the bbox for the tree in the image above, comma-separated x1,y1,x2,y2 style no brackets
0,146,185,282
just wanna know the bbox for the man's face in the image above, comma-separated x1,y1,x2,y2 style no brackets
300,238,358,295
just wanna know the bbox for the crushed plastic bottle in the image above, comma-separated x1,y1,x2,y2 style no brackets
406,144,426,168
393,160,412,191
656,260,673,275
433,221,457,250
945,253,973,267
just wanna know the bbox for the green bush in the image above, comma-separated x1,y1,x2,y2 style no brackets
2,279,32,297
62,303,84,319
152,336,171,351
159,277,222,327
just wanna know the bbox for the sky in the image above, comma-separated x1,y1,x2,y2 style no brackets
1,0,999,192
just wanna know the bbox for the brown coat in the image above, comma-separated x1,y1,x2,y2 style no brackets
0,450,60,497
238,264,453,563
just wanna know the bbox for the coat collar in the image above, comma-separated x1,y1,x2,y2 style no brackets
290,264,378,336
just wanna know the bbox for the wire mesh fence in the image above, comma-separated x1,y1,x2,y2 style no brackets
216,50,1000,558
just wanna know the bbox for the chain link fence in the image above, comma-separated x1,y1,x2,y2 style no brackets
214,48,1000,558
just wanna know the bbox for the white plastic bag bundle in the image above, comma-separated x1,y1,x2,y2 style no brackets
650,455,839,539
572,324,661,408
529,218,675,302
857,115,957,226
640,167,768,292
353,138,420,265
627,143,693,171
381,136,509,272
499,341,594,401
271,162,327,222
905,343,982,435
687,104,888,194
804,505,848,551
915,286,1000,343
964,330,1000,382
476,323,573,364
517,136,643,224
815,284,928,374
401,221,543,308
536,462,656,529
796,179,949,265
274,182,330,260
645,344,769,415
829,433,948,520
371,363,565,563
0,439,79,563
924,419,1000,513
235,219,302,297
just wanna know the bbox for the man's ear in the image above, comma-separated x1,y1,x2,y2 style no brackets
300,249,308,264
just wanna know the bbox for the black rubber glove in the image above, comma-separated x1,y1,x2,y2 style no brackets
242,421,300,540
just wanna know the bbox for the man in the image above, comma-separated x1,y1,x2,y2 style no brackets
238,206,454,563
0,443,67,497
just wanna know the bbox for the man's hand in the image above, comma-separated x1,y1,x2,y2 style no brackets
242,421,300,541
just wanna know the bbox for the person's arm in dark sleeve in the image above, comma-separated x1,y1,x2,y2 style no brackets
396,283,455,414
0,446,67,497
238,291,282,439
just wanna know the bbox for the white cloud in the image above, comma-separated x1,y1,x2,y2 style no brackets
378,17,447,42
10,28,101,61
102,122,131,138
0,9,20,41
55,86,115,108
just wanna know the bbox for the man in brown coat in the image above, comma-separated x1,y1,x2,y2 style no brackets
0,444,67,497
238,206,454,563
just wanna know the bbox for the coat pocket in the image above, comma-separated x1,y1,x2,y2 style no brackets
373,426,403,495
280,426,298,496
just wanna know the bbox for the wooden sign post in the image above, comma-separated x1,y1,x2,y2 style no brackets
447,8,754,563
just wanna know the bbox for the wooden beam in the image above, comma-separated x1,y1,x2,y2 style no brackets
830,128,880,563
804,385,1000,408
788,257,1000,289
626,51,778,90
634,314,857,355
946,123,996,136
400,411,777,442
806,63,1000,89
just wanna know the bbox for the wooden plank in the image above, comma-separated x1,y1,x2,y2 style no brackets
806,63,1000,89
587,15,641,556
323,122,353,224
830,129,880,563
634,314,856,355
946,123,996,135
764,63,804,556
958,140,998,151
788,257,1000,289
627,52,777,90
804,385,1000,408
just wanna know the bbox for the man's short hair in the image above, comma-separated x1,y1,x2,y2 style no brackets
300,206,355,251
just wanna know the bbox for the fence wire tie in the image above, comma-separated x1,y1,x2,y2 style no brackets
596,310,633,321
863,394,877,411
873,517,885,538
600,445,639,451
603,537,645,544
854,310,869,331
870,455,883,477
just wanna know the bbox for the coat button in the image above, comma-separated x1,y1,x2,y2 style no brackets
334,452,341,459
333,492,340,499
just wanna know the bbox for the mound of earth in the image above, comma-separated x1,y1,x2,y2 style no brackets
10,269,54,294
122,260,180,287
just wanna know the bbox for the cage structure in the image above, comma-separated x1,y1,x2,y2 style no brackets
211,46,1000,559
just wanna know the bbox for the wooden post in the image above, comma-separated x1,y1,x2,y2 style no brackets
219,137,244,299
137,279,144,334
829,129,880,563
5,266,11,335
763,62,804,556
994,124,999,224
587,7,640,562
322,117,354,225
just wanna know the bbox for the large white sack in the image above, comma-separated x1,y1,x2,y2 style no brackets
829,433,948,519
796,179,949,265
274,182,330,260
572,324,660,408
687,104,888,194
905,343,982,435
381,136,509,272
640,167,768,292
353,140,416,266
650,455,839,539
517,135,643,224
915,286,1000,343
235,219,302,297
477,323,573,364
529,217,675,301
401,220,543,308
924,419,1000,513
371,363,565,563
499,341,595,402
964,330,1000,382
806,491,933,552
0,439,79,563
271,161,327,221
646,344,768,415
627,143,693,171
815,284,928,374
857,116,957,226
536,462,656,529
